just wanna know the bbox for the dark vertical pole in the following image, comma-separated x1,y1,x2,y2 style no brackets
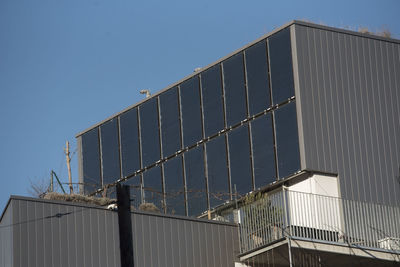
116,183,134,267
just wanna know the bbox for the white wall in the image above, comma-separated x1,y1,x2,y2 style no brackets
287,174,342,232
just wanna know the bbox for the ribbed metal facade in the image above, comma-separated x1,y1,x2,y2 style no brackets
292,23,400,205
1,196,239,267
0,201,13,267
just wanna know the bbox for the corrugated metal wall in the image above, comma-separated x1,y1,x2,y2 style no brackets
131,213,238,267
6,197,239,267
0,201,13,267
11,197,121,267
292,24,400,205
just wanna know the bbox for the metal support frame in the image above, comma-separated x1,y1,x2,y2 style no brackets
116,183,134,267
282,186,293,267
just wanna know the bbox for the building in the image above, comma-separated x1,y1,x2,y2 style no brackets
1,20,399,266
77,19,400,208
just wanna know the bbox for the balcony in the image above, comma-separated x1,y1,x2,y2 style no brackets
238,189,400,266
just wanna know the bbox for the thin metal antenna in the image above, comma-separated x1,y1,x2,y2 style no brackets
64,141,74,194
50,171,54,192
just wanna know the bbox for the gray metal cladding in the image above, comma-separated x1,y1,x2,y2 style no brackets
292,24,400,205
131,210,239,267
0,201,13,267
10,198,120,267
2,197,239,267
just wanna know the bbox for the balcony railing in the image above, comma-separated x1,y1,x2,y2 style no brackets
239,190,400,254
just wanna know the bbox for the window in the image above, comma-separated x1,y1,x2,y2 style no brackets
201,65,224,137
119,108,141,177
206,134,230,208
159,87,181,157
274,102,300,178
268,28,295,104
163,156,185,215
180,76,203,147
184,145,207,216
228,125,252,196
245,40,271,115
100,118,120,185
223,53,247,126
81,128,101,193
123,175,142,208
251,113,276,188
142,166,163,211
139,98,160,167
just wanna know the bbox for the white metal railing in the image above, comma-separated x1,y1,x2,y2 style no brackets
239,190,400,254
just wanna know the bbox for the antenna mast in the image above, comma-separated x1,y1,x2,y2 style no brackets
64,141,74,194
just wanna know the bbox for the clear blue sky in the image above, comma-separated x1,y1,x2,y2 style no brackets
0,0,399,210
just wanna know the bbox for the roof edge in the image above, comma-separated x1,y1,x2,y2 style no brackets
0,195,237,227
292,20,400,44
0,196,14,223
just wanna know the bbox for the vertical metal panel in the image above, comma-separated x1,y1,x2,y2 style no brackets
0,202,13,267
293,24,400,205
154,215,164,267
81,204,91,267
211,223,221,266
170,216,182,266
355,35,370,202
142,214,152,266
131,207,139,267
111,208,120,267
219,224,228,266
97,209,107,267
191,220,203,267
27,201,36,266
58,204,67,267
388,42,400,205
161,217,175,267
65,205,76,267
380,41,399,205
132,212,145,267
148,213,160,267
203,222,214,266
231,225,241,262
370,38,388,204
74,205,84,266
186,221,196,267
19,200,28,267
51,204,60,266
290,25,307,171
35,202,44,267
179,219,189,266
354,35,373,203
42,201,53,266
92,209,100,267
